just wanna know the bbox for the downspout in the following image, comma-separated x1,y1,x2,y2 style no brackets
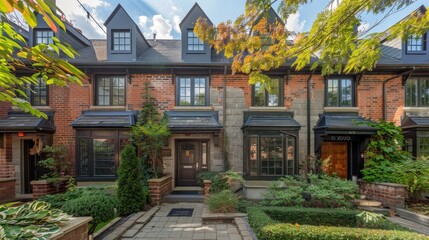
222,65,228,171
382,67,415,121
307,71,315,157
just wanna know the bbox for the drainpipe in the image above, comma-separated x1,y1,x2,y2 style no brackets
222,65,227,171
307,71,315,157
382,67,415,121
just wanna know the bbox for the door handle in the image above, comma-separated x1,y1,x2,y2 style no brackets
196,162,199,169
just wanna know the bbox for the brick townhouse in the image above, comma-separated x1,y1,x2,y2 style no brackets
0,3,428,201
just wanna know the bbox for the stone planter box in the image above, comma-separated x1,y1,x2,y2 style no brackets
0,178,16,202
31,177,69,199
202,207,246,224
397,208,429,227
51,217,92,240
148,174,172,205
359,181,407,209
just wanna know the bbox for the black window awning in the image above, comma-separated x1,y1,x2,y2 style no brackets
0,112,55,133
166,111,222,133
71,111,138,128
242,111,301,130
314,112,376,135
401,116,429,130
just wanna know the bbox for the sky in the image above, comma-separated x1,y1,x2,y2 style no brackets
53,0,428,40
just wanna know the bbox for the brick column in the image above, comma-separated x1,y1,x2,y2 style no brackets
0,178,16,202
203,180,212,198
31,178,68,199
148,174,172,205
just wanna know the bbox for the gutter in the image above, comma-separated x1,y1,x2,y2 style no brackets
382,67,415,121
307,70,315,157
222,65,228,171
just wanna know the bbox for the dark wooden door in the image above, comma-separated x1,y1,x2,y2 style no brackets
321,142,348,179
177,142,199,186
23,140,36,194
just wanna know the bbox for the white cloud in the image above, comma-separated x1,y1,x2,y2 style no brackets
327,0,342,11
56,0,109,39
173,15,181,33
150,14,173,39
358,22,370,35
139,16,148,27
286,12,306,33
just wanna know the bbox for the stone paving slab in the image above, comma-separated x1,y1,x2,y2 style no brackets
388,216,429,236
122,202,243,240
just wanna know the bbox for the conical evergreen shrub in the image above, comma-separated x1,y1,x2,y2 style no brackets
117,144,145,215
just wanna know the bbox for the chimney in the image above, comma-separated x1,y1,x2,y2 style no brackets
153,33,157,41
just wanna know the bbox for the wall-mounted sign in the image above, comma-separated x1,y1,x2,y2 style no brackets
323,135,360,141
162,148,171,157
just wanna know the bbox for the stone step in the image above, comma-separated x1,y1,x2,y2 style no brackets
163,194,205,203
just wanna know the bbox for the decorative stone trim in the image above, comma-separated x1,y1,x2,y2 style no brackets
202,207,246,224
50,217,92,240
234,217,256,240
323,107,360,113
203,180,212,198
173,106,214,111
248,106,287,112
31,177,69,199
359,181,407,209
148,174,172,205
0,178,16,202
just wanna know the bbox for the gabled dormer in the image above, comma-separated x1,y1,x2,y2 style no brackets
180,3,212,62
379,5,429,64
104,4,150,61
262,7,285,26
30,12,92,51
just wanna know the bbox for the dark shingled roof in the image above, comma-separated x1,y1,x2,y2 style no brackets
314,112,376,134
0,112,55,133
242,111,301,129
71,111,138,128
401,116,429,129
166,111,222,132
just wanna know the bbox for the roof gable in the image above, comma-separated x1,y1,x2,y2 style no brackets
180,2,213,27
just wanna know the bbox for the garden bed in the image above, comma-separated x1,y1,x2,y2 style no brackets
248,207,428,240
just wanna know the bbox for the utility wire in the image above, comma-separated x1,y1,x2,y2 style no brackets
76,0,106,35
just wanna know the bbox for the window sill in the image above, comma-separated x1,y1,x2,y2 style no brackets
11,106,52,111
248,106,287,112
323,107,359,113
186,51,206,54
111,50,132,54
403,107,429,116
89,106,126,111
173,106,213,111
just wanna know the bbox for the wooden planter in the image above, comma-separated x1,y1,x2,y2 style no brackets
148,174,172,205
31,177,70,199
359,181,407,209
51,217,92,240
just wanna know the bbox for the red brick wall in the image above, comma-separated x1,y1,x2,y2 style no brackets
359,181,407,209
0,179,16,202
31,179,68,199
148,175,172,205
0,134,14,179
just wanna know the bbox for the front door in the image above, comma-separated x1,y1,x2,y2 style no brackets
321,141,348,179
22,140,39,194
177,142,199,186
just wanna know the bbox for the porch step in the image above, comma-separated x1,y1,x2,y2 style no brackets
163,194,205,203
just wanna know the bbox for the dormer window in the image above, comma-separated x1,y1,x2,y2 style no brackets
35,30,53,45
187,30,204,51
112,30,131,51
406,34,426,54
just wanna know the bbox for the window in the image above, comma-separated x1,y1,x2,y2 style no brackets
112,30,131,51
95,76,126,106
406,34,426,53
35,30,54,45
417,137,429,157
252,78,283,107
326,78,354,107
176,77,208,106
246,134,296,177
187,30,204,51
24,77,48,106
405,77,429,107
77,130,128,178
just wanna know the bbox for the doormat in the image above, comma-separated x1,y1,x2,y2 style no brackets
167,208,194,217
170,190,200,195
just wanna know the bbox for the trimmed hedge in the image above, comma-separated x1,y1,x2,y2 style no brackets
264,207,359,227
261,223,429,240
247,207,427,240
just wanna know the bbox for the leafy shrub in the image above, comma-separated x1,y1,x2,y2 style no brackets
0,201,70,240
196,171,218,187
260,223,427,240
117,144,145,216
360,121,411,182
390,156,429,202
248,207,419,240
37,145,71,183
206,189,239,213
237,199,254,213
262,174,358,208
62,191,118,234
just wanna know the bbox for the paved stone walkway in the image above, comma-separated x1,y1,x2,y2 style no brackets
122,202,242,240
